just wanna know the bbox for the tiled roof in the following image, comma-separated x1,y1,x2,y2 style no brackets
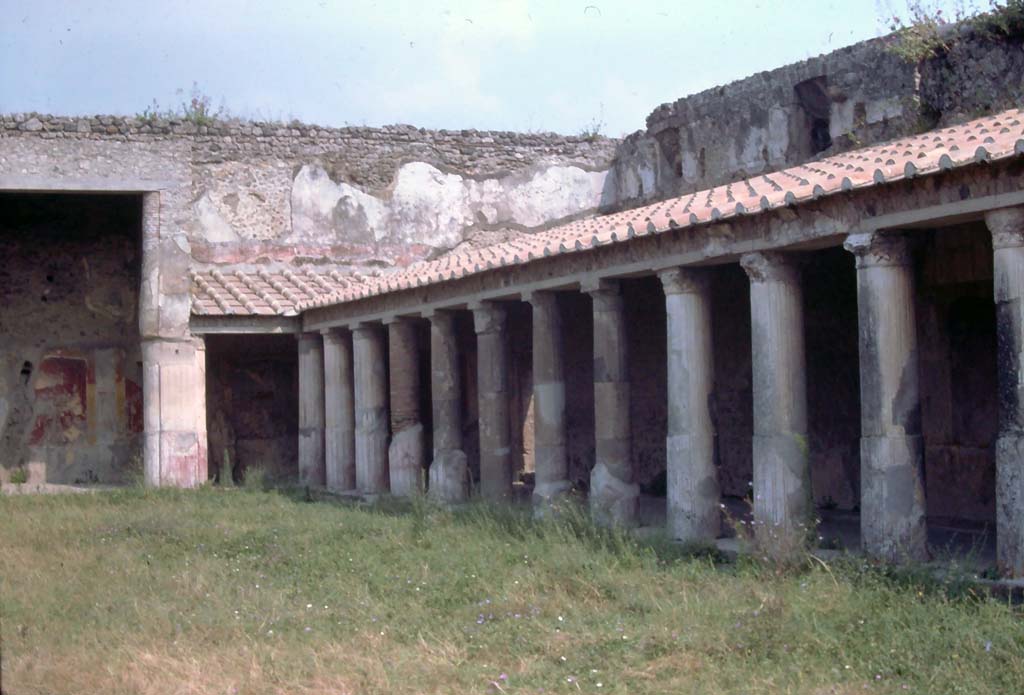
190,267,356,317
190,108,1024,318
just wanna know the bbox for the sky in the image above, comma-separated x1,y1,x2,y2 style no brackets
0,0,972,137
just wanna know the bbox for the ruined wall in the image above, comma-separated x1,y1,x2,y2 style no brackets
0,114,618,484
610,28,1024,206
0,194,143,484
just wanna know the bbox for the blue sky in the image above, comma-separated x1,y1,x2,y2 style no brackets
0,0,968,136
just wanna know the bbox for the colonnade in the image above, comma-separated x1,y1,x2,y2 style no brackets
292,210,1024,575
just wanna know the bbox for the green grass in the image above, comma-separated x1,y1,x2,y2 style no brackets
2,488,1023,694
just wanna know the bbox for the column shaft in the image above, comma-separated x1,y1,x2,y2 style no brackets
473,303,513,499
527,291,570,505
987,208,1024,577
428,311,468,502
741,252,811,548
388,318,424,496
586,281,638,525
353,324,389,495
659,268,719,541
324,330,356,491
845,233,927,562
297,333,326,486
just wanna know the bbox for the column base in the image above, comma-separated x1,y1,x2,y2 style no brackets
298,427,326,486
428,449,468,503
589,462,639,527
532,479,572,517
389,424,424,497
860,434,928,563
752,431,811,524
666,433,720,543
355,427,389,495
996,434,1024,577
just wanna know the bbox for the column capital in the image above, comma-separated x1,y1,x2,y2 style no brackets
522,289,558,309
296,331,323,344
351,322,383,340
470,302,507,335
986,207,1024,249
382,314,419,326
580,277,620,295
321,327,348,344
843,233,914,268
658,266,711,295
423,307,457,329
740,251,800,283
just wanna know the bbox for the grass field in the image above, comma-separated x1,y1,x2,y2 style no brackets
2,485,1023,695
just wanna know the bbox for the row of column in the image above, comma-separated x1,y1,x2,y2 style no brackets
294,206,1024,575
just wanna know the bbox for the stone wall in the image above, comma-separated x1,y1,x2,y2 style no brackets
610,27,1024,205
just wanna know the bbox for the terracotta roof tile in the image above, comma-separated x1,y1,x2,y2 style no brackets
190,267,354,317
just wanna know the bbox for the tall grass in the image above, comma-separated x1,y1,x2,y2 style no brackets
2,487,1022,694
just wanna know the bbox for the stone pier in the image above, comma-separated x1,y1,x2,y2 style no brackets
740,252,811,549
659,268,719,542
987,207,1024,577
297,332,326,486
526,291,571,507
585,279,638,526
427,310,468,502
845,233,927,562
323,329,356,491
142,337,209,487
472,302,513,499
353,323,389,495
387,317,424,496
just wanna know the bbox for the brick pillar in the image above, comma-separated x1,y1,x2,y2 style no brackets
987,207,1024,577
323,329,356,491
845,233,927,563
427,310,468,502
353,323,389,495
472,302,513,499
741,252,811,553
585,279,638,526
526,290,571,508
387,317,424,496
297,332,326,486
659,267,719,542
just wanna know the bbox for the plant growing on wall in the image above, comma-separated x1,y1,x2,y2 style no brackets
137,82,228,126
883,0,1024,63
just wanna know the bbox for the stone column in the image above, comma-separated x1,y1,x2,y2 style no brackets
740,252,811,550
472,302,513,499
387,317,424,496
526,290,571,507
297,332,326,486
844,233,927,562
353,323,389,495
987,207,1024,577
142,337,208,487
427,310,468,502
323,329,356,491
659,268,719,542
584,279,639,526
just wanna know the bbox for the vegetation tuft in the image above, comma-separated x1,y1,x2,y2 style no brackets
2,487,1023,694
884,0,1024,63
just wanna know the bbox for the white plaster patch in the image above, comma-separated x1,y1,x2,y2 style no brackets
194,194,240,242
289,161,609,249
866,97,904,124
